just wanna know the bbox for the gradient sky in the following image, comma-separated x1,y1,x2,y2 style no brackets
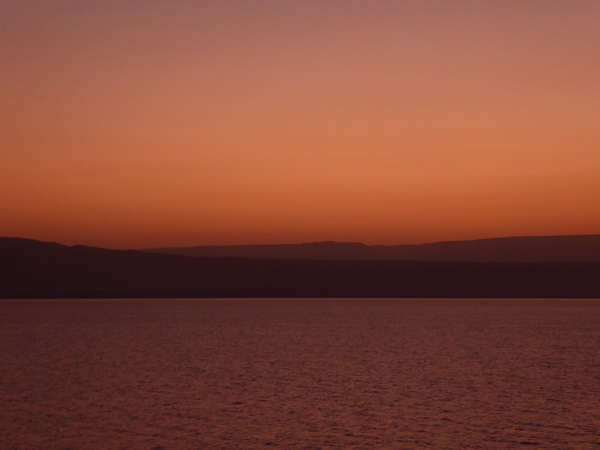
2,1,599,248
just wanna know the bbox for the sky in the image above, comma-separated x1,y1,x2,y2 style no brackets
2,0,599,249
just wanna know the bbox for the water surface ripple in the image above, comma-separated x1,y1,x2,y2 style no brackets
1,299,599,448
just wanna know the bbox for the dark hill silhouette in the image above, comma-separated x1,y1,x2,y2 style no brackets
1,237,599,298
143,235,600,262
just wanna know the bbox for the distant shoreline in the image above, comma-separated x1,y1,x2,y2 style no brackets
2,237,600,299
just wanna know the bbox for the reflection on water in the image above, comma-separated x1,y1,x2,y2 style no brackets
1,299,599,448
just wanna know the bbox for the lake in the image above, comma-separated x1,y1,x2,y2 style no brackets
1,298,599,448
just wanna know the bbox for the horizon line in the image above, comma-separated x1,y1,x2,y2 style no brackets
3,233,600,251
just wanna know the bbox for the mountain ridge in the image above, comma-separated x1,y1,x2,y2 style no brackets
1,236,599,299
143,234,600,262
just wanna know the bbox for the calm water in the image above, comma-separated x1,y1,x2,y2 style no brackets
1,299,599,449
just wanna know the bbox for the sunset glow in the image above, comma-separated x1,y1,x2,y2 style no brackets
2,1,599,248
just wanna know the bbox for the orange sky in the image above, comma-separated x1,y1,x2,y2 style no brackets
2,1,599,249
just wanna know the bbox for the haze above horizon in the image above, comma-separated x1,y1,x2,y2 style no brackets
2,1,599,249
